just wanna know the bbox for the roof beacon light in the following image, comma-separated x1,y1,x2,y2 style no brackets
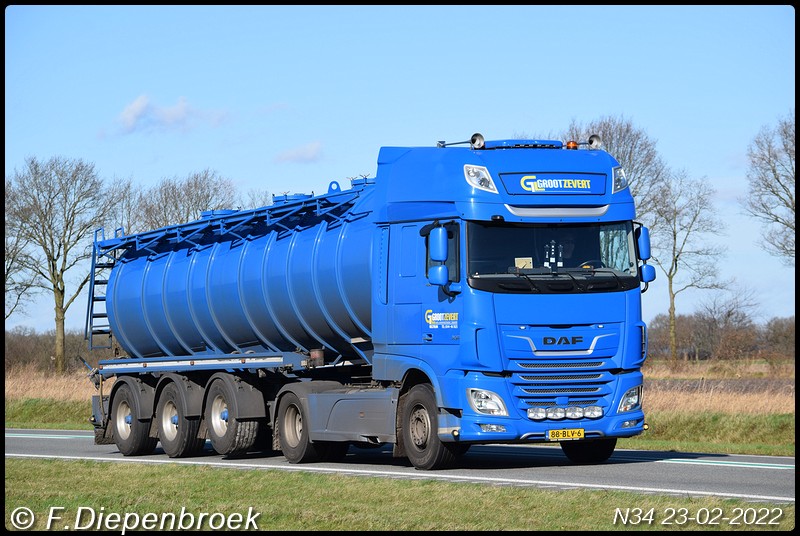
566,140,579,150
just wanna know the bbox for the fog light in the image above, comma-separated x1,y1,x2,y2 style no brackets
527,407,547,420
565,407,584,419
479,424,507,432
584,406,603,419
621,419,639,429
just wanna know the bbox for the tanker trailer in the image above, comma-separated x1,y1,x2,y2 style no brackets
85,133,656,470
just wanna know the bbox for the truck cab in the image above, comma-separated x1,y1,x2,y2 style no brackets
369,134,655,467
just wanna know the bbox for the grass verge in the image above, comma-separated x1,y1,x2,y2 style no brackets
5,459,795,531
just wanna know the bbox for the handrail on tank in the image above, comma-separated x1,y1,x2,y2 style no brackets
95,186,368,256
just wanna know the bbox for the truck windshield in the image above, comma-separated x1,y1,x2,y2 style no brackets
466,221,640,294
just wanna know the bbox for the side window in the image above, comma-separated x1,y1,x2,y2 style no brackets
425,222,460,283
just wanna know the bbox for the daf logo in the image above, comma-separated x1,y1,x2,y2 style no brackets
543,336,584,346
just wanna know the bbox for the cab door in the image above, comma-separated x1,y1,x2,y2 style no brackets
420,221,463,346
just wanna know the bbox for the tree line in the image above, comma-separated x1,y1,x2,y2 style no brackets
6,112,795,373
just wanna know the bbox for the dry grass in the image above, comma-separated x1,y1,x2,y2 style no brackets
644,382,795,414
643,358,795,380
4,363,113,402
642,358,795,414
5,361,795,416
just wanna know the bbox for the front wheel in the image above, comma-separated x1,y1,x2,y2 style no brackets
401,384,457,470
111,383,157,456
204,378,258,456
560,437,617,464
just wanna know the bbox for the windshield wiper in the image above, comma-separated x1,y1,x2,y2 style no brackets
509,271,541,292
565,267,626,290
553,270,584,291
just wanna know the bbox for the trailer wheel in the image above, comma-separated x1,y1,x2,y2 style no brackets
401,384,457,470
156,383,205,458
204,379,258,456
277,392,320,463
111,383,157,456
560,437,617,464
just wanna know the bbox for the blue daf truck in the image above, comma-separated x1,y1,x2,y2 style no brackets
85,132,656,470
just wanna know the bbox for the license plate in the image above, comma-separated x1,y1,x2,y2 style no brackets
548,428,585,441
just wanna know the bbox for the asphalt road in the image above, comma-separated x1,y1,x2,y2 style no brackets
5,428,794,504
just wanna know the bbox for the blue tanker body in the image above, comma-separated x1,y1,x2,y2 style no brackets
85,133,656,470
103,180,377,362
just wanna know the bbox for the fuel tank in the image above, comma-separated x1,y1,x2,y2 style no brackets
103,180,376,360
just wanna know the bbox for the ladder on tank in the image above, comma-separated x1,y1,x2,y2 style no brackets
84,228,119,350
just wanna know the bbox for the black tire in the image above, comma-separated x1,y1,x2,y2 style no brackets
253,418,277,453
401,384,457,470
156,383,205,458
560,438,617,464
111,383,157,456
277,391,321,463
204,378,258,457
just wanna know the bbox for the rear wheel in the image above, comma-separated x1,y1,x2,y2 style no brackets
111,383,157,456
204,379,258,456
401,384,457,470
277,392,320,463
560,438,617,464
156,383,204,458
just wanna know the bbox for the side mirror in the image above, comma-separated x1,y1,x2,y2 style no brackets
637,226,651,261
429,265,449,287
430,226,448,262
640,264,656,283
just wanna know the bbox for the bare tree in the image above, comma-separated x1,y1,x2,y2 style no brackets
107,177,146,236
695,287,759,361
7,156,122,373
5,178,41,319
563,115,668,223
759,315,795,369
649,168,730,364
741,109,795,265
242,187,273,210
138,168,238,229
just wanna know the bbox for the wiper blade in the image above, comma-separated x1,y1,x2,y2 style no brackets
512,271,541,292
564,267,626,290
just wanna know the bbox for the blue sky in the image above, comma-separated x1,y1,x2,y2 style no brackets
5,5,795,332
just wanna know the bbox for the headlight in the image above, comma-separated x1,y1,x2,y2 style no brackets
467,389,508,416
618,385,642,413
464,165,498,193
612,166,629,193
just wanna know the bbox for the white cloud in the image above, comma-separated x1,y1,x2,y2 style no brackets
116,94,226,134
119,94,151,133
